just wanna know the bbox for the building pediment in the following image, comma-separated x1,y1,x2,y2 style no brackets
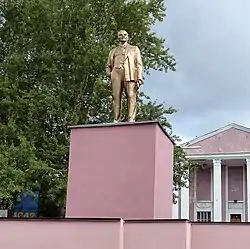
183,123,250,155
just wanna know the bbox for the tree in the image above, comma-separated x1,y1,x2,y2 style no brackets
0,0,189,215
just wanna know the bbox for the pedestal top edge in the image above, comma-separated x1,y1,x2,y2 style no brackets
69,120,157,129
68,121,175,145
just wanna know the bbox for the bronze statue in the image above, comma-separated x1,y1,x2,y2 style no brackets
106,30,143,123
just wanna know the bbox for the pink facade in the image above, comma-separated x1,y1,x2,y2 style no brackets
182,123,250,222
2,219,250,249
66,121,174,219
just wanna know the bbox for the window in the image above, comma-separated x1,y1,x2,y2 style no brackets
230,214,241,222
197,211,211,222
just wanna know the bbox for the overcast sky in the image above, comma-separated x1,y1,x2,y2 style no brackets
142,0,250,142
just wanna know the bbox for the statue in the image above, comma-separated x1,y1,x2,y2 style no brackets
106,30,143,123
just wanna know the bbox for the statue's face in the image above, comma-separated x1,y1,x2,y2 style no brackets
118,30,129,42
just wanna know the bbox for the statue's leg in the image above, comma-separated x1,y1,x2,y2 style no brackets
124,81,137,122
111,69,123,122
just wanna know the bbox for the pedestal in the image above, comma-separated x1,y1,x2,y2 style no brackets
66,121,174,219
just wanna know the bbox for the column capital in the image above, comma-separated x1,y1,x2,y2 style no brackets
246,158,250,164
213,159,222,165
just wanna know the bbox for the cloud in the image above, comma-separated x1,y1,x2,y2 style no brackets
143,0,250,141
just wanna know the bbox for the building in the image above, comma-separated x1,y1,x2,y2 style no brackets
173,123,250,222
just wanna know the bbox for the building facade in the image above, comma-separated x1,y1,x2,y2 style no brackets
173,123,250,222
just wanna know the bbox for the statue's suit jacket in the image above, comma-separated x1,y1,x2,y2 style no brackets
106,44,143,82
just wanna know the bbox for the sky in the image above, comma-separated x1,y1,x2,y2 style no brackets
142,0,250,142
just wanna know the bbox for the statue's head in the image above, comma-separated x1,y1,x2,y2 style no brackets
117,30,129,43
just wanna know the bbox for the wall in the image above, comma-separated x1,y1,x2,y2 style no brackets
2,218,250,249
124,221,190,249
191,223,250,249
196,166,212,201
0,218,122,249
228,166,243,201
124,221,250,249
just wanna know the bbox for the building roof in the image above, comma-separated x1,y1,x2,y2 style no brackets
182,123,250,147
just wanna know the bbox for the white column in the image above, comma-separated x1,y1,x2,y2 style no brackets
246,158,250,221
172,188,179,219
181,174,190,219
213,159,222,221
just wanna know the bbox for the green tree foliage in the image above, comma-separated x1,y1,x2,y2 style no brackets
0,0,190,215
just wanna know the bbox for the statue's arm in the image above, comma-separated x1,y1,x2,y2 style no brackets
135,46,143,81
106,49,114,77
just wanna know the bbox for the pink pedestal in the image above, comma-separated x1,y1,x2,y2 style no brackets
66,121,174,219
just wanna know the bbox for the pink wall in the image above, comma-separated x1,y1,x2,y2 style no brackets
191,223,250,249
124,220,190,249
228,166,243,201
66,122,174,219
3,219,250,249
0,219,122,249
196,167,211,201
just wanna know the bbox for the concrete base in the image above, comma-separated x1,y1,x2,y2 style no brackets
66,121,174,219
